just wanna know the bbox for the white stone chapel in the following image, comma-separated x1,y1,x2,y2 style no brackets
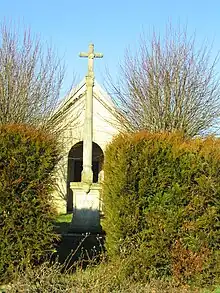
53,44,118,232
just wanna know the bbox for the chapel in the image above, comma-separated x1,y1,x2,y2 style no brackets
53,77,118,217
52,44,121,232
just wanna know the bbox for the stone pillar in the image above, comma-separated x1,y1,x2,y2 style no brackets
70,182,102,233
70,44,103,233
81,76,94,188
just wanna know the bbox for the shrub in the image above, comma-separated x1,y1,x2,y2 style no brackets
102,132,220,285
0,124,60,283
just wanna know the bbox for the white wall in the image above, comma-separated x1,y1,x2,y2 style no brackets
52,82,119,214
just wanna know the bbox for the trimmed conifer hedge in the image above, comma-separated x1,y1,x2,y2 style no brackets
102,132,220,285
0,124,60,283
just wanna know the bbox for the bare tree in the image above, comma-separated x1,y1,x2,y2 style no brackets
108,26,220,137
0,22,67,131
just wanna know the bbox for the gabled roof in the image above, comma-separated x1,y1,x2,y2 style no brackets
52,79,115,120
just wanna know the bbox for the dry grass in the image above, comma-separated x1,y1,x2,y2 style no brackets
4,259,218,293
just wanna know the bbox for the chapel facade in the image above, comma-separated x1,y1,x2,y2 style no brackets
53,78,118,215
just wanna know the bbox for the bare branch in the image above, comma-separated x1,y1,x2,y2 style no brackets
108,25,220,137
0,22,70,134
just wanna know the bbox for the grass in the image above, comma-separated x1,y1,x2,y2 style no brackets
203,288,220,293
54,213,73,234
5,259,220,293
55,213,73,223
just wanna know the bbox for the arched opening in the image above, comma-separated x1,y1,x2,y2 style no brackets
66,141,104,212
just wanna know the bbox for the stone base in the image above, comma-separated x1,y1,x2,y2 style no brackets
70,182,102,233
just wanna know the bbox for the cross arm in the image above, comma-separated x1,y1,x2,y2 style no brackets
79,52,88,57
94,53,103,58
79,52,104,58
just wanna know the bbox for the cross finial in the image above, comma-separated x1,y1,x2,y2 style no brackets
79,43,103,77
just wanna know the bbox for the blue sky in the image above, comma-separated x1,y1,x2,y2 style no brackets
1,0,220,97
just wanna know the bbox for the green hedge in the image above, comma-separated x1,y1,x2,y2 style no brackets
102,132,220,285
0,124,60,283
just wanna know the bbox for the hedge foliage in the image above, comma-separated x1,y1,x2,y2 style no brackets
0,124,60,283
102,132,220,285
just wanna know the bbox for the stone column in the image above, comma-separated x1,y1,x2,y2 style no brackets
70,44,103,233
81,75,94,189
79,43,103,192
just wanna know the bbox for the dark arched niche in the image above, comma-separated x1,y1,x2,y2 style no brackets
66,141,104,212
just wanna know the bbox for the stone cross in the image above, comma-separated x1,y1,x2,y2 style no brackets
79,43,103,77
79,44,103,192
